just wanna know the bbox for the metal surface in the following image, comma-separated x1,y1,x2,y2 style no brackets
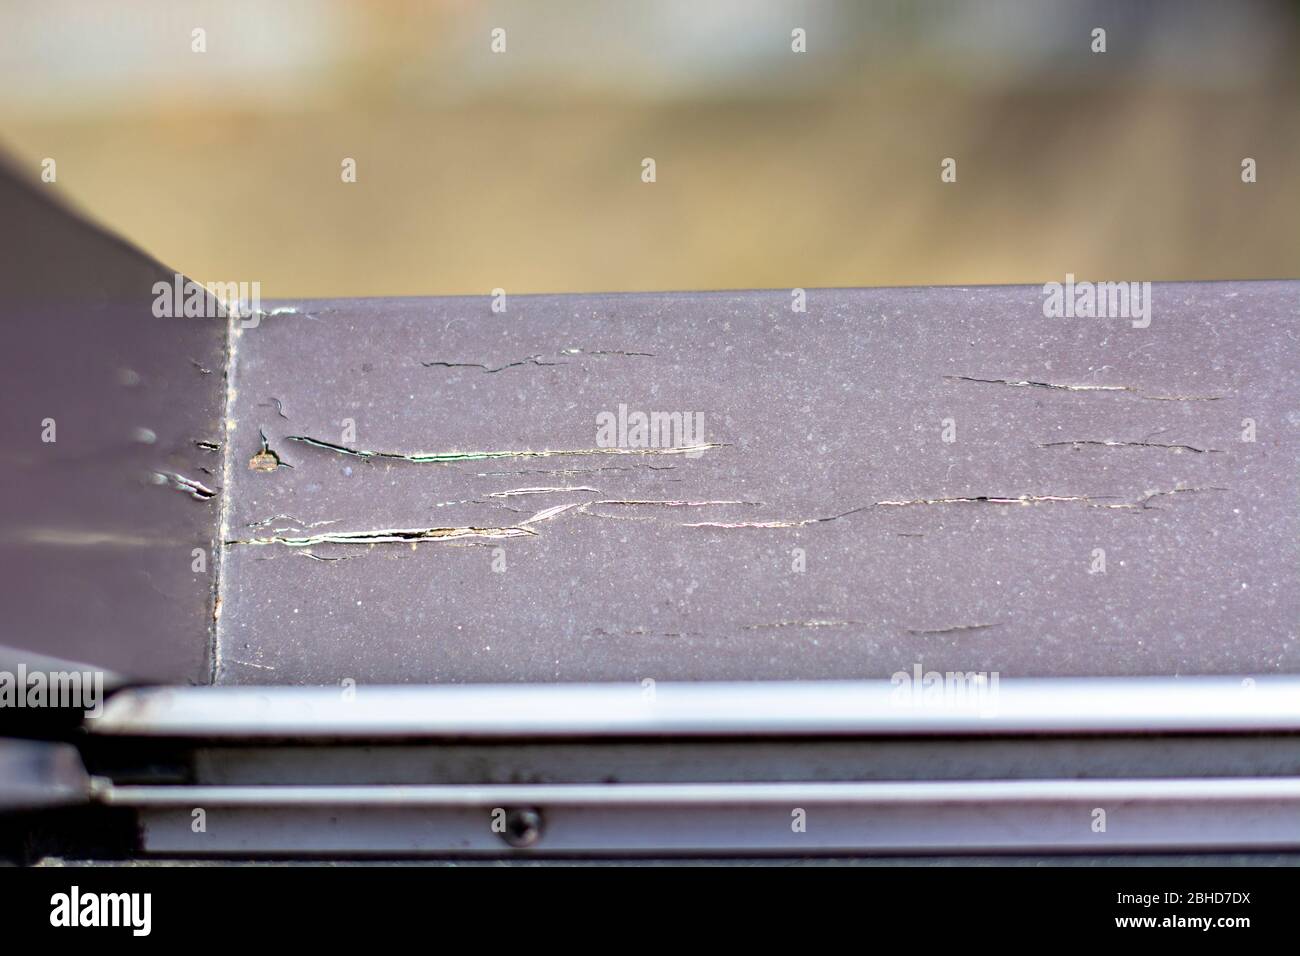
83,679,1300,857
0,739,91,810
218,283,1297,683
3,154,1294,690
107,778,1300,855
188,736,1300,785
0,644,122,691
91,677,1300,737
0,159,226,683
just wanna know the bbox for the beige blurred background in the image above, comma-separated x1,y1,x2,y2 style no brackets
1,0,1296,297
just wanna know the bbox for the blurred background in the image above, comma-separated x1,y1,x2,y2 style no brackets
1,0,1296,297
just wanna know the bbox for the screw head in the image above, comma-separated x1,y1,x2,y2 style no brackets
501,807,543,848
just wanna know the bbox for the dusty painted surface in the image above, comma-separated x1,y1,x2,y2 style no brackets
0,163,227,683
214,283,1297,683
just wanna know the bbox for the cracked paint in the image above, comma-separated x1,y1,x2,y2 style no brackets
581,499,761,520
202,283,1295,686
284,435,726,462
945,375,1223,402
944,375,1134,393
742,619,868,630
906,623,1001,635
1099,485,1230,511
681,505,871,529
258,397,288,419
877,486,1227,510
247,514,339,530
420,355,565,373
229,502,582,549
485,486,601,498
420,347,654,373
877,493,1114,507
1040,439,1223,454
1139,394,1224,402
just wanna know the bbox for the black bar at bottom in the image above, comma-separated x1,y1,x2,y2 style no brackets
0,861,1290,942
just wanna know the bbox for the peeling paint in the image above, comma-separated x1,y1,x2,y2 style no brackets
559,348,655,358
285,435,726,463
877,493,1107,507
945,375,1223,402
877,486,1227,510
590,499,757,507
485,486,601,498
944,375,1133,393
420,355,564,373
743,619,868,630
588,626,691,639
227,658,275,670
239,525,533,547
580,499,763,521
230,502,581,549
153,471,217,501
476,466,639,478
681,505,870,529
247,514,338,530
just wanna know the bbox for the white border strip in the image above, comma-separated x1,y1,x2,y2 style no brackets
102,778,1300,807
90,676,1300,738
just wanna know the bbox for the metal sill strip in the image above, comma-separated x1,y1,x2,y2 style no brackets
99,779,1300,855
84,677,1300,855
101,778,1300,807
91,676,1300,738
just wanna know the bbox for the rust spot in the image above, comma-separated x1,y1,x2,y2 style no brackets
249,427,292,472
248,450,280,472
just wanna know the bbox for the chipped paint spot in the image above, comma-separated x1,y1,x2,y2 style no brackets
249,428,293,471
